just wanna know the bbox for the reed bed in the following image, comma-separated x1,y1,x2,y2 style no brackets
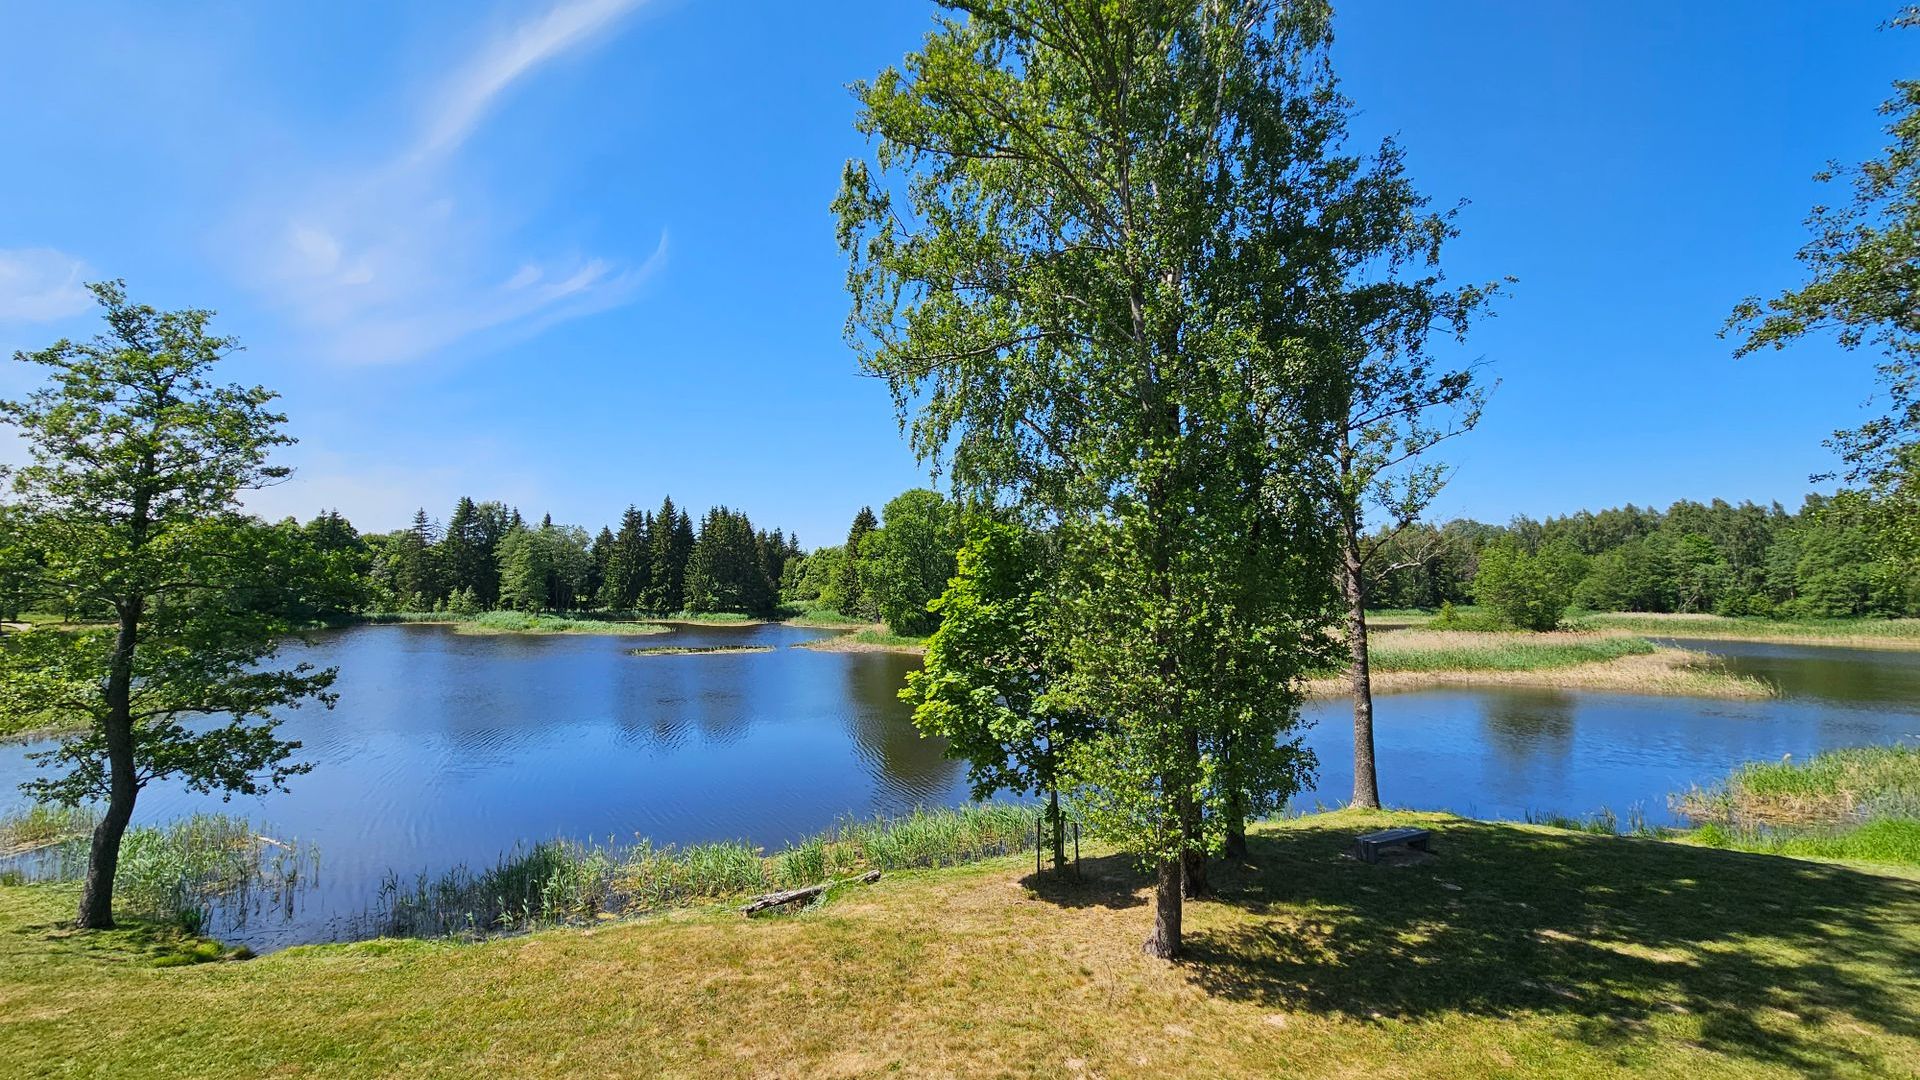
1677,745,1920,827
1367,630,1655,673
363,803,1037,941
0,807,315,933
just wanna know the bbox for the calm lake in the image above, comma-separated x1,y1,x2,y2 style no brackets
3,623,1917,947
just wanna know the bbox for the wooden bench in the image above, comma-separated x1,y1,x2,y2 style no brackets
1353,827,1432,864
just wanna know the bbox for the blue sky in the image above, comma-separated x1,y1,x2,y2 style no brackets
0,1,1907,544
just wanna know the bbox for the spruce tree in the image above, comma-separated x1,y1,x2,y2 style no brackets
836,506,879,618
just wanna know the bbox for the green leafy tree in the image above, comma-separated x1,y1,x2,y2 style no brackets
1730,11,1920,568
838,0,1346,957
0,282,339,930
906,521,1094,865
860,490,960,636
1473,539,1584,631
684,507,776,615
497,520,592,612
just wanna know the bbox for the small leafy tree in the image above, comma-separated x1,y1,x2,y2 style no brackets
860,489,961,636
904,521,1093,866
1472,540,1584,631
0,281,339,930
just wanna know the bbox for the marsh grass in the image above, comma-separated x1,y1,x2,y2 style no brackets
0,803,97,856
0,807,315,933
1367,630,1654,673
364,803,1037,941
629,644,774,656
1577,611,1920,649
1677,745,1920,868
1677,745,1920,826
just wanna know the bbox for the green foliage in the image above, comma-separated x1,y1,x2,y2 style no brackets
832,507,878,619
859,489,959,636
682,506,777,615
839,0,1369,956
905,522,1093,861
0,282,340,927
1472,540,1585,631
495,520,594,612
1729,14,1920,577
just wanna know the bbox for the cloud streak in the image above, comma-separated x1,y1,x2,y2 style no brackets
0,248,93,323
237,0,657,364
413,0,648,164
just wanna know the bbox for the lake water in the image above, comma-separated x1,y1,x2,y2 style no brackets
3,623,1917,947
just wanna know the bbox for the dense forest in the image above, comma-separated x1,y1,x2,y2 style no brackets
1370,493,1917,620
241,487,963,625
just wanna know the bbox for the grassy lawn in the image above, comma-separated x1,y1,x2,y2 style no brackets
4,811,1918,1078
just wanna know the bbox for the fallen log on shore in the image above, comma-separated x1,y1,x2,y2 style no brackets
741,869,881,915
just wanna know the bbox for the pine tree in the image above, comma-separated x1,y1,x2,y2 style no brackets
836,506,878,617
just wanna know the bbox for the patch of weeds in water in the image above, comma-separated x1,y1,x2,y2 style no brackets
1,807,317,936
629,645,775,656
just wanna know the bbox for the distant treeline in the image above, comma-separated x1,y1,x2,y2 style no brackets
1373,493,1916,619
274,488,963,626
305,495,800,617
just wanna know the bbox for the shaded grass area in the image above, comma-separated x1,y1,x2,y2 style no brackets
3,811,1918,1077
362,803,1035,940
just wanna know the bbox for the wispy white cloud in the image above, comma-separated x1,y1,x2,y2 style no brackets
412,0,647,165
235,0,657,364
0,248,93,323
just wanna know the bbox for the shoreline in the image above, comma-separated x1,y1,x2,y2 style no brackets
1308,645,1774,701
794,627,928,655
5,807,1916,1076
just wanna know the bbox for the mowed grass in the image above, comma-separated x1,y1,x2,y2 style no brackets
4,811,1919,1078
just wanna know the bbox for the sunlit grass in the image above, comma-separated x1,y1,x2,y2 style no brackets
5,811,1919,1077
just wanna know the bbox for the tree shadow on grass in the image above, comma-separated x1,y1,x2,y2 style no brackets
1184,818,1920,1077
1019,852,1147,911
